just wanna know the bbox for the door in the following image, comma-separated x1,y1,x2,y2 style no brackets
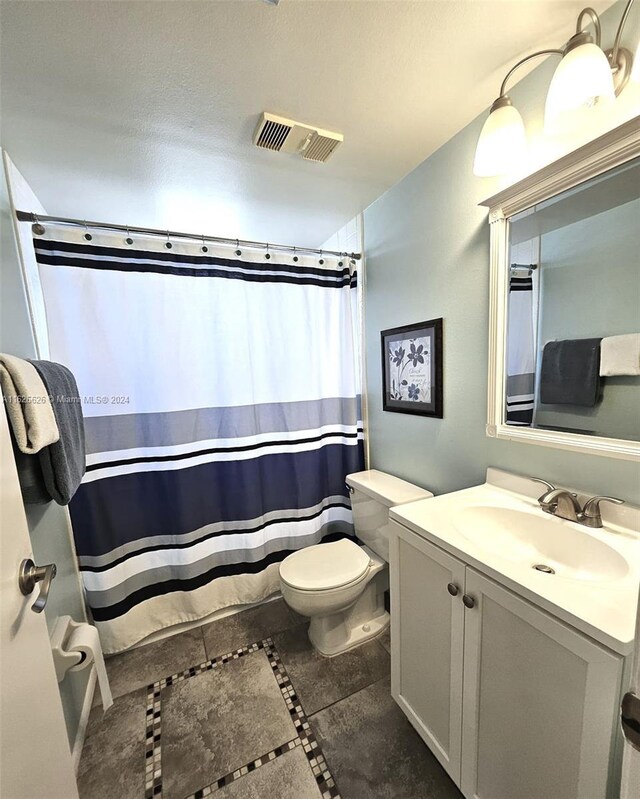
461,568,623,799
620,589,640,799
0,407,79,798
389,521,466,783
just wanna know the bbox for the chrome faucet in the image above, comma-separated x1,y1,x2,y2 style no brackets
581,496,625,528
530,479,623,528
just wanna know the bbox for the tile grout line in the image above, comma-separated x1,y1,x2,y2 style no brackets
306,671,391,721
143,636,342,799
289,633,390,721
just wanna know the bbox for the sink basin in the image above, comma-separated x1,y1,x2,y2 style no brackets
453,506,629,582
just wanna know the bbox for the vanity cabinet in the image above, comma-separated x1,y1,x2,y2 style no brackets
389,521,624,799
388,520,466,777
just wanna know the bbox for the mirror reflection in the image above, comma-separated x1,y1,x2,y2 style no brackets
506,157,640,441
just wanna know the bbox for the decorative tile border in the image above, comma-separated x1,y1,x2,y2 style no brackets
144,640,265,799
143,637,341,799
144,684,162,798
184,738,301,798
263,639,340,799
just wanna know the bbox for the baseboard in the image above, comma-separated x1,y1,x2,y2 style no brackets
72,665,97,774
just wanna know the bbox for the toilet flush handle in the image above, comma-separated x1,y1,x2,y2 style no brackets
345,483,354,494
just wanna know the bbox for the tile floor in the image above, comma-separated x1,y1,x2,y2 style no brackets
79,598,462,799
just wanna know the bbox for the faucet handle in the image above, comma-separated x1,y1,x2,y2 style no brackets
583,496,624,519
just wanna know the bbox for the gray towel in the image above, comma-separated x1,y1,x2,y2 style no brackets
10,428,51,504
29,360,86,505
540,338,602,406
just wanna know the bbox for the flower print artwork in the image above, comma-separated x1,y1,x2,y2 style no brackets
387,335,431,402
381,318,443,418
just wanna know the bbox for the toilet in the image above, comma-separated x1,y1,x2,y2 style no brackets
279,469,433,656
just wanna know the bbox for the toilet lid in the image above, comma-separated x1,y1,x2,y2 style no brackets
280,539,371,591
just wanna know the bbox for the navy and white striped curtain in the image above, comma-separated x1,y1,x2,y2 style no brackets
505,269,536,426
34,228,364,653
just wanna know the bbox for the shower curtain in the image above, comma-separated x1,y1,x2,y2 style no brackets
506,268,537,426
33,227,364,653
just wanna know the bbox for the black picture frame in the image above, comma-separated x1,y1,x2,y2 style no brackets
381,318,443,417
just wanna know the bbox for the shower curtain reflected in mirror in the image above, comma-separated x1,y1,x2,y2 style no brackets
34,227,363,653
506,265,537,427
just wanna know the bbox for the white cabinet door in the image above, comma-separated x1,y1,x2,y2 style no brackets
620,589,640,799
389,521,466,783
461,568,623,799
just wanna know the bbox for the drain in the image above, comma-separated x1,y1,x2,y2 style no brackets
533,563,555,574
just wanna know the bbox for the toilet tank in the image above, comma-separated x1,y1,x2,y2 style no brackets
345,469,433,562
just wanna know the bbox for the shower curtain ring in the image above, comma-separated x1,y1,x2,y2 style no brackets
235,239,241,257
83,221,93,242
293,246,298,263
319,249,324,265
165,230,172,249
125,226,133,246
265,243,271,260
31,213,45,236
201,234,208,253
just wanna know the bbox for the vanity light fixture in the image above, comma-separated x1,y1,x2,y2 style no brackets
544,8,615,135
474,0,638,177
473,69,548,177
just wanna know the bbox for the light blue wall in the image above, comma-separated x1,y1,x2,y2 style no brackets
363,7,640,503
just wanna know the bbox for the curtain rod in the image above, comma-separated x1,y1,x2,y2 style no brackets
15,210,362,261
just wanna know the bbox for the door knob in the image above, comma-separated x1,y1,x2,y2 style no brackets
447,583,459,596
18,558,57,613
462,594,476,609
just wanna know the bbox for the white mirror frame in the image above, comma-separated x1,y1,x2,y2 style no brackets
481,115,640,462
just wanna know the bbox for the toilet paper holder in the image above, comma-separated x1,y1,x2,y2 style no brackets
50,615,114,710
50,615,87,683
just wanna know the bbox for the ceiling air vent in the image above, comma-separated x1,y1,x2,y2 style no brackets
255,116,292,152
253,112,343,164
302,131,342,163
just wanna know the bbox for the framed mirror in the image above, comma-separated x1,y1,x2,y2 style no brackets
482,117,640,461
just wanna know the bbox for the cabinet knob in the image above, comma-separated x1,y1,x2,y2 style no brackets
462,594,476,609
447,583,459,597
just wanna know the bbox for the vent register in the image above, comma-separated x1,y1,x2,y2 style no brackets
253,112,343,163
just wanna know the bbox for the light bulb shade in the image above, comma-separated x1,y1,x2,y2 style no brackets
473,101,527,177
544,42,615,135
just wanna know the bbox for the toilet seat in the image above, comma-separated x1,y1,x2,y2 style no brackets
279,539,371,592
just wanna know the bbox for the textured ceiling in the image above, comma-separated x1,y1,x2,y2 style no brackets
0,0,614,248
